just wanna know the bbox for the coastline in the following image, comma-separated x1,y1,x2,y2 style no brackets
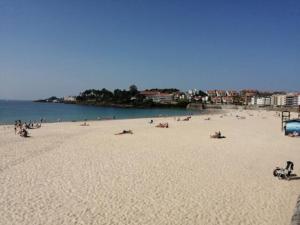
0,109,221,126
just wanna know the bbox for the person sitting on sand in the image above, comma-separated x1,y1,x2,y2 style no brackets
14,121,22,134
210,131,225,139
80,122,89,126
155,123,169,128
288,131,299,137
149,119,154,124
115,130,133,135
19,128,29,137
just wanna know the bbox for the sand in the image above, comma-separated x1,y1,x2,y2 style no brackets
0,110,299,225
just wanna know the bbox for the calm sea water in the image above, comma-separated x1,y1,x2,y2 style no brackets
0,100,198,124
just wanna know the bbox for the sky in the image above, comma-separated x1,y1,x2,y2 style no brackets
0,0,299,100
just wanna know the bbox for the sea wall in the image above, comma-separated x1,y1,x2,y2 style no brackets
244,105,300,112
188,103,299,113
186,103,204,110
204,104,240,110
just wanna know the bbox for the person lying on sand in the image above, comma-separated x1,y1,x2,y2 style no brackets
204,117,211,121
210,131,225,139
80,122,89,126
156,123,169,128
182,116,191,121
115,130,133,135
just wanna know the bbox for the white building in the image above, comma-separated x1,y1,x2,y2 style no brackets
271,94,299,107
285,94,298,106
271,94,286,106
251,96,256,105
278,95,286,106
174,92,187,101
140,91,174,104
271,95,277,106
188,89,198,95
150,93,173,103
202,96,209,103
265,97,271,106
251,96,271,106
63,96,76,102
257,97,271,106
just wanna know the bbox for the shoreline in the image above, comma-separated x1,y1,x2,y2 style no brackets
0,109,224,126
1,106,297,126
2,106,298,126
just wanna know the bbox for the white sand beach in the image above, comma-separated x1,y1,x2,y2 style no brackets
0,110,299,225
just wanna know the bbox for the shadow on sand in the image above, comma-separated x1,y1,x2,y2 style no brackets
289,174,300,181
289,176,300,181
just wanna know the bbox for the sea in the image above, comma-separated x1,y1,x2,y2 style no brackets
0,100,199,125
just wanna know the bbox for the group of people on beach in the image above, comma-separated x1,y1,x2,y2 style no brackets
114,115,226,139
14,120,42,137
287,131,299,137
156,122,169,128
13,114,228,139
80,122,90,126
174,116,192,122
14,114,228,140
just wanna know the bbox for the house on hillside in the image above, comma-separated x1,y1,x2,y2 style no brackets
216,90,226,97
211,96,222,104
63,96,76,102
206,90,217,97
140,91,174,104
240,89,258,105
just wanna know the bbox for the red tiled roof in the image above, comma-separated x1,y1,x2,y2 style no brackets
207,90,216,93
140,91,173,97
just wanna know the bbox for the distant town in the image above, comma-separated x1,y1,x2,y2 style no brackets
36,85,300,110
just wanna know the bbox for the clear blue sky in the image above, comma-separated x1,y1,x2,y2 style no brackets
0,0,299,100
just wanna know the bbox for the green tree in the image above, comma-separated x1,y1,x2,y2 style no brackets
129,84,138,96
